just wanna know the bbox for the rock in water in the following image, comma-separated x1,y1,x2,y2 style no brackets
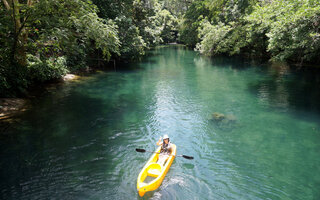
212,112,225,121
63,74,80,81
211,112,237,131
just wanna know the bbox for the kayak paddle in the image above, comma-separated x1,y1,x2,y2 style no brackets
135,148,194,160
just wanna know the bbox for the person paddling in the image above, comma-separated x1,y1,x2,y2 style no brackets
156,134,172,165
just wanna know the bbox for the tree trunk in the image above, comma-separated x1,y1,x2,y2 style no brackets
13,0,28,66
3,0,30,67
15,31,28,67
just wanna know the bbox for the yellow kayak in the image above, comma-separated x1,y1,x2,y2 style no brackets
137,143,177,197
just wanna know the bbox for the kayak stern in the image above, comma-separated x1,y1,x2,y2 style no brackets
138,189,146,197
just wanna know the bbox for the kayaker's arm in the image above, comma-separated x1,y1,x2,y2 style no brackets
156,137,162,146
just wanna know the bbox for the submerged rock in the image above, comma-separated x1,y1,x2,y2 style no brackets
212,112,226,121
211,112,237,130
212,112,236,122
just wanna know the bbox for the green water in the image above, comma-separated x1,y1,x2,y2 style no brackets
1,46,320,199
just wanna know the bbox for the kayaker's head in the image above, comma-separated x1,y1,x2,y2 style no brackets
163,134,169,144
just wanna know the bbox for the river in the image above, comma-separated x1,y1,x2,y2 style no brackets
1,46,320,199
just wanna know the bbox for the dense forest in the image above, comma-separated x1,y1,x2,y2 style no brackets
1,0,319,97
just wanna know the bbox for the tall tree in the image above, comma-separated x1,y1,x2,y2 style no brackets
2,0,33,66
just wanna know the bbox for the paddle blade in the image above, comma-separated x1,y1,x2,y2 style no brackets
182,155,194,160
136,148,146,153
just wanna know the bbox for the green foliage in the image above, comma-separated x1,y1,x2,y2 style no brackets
94,0,179,57
157,9,178,43
0,63,28,97
196,21,232,56
205,0,257,23
196,19,263,57
162,0,193,16
132,1,162,46
146,2,178,44
0,66,9,97
30,0,120,63
131,1,178,45
91,0,134,19
27,55,68,82
0,0,120,96
179,0,210,46
93,0,161,59
247,0,320,62
192,0,320,64
0,5,12,66
71,13,120,60
115,16,146,60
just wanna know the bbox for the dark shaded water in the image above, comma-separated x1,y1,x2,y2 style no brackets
1,46,320,199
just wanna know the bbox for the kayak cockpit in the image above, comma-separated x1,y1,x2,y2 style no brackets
147,163,162,177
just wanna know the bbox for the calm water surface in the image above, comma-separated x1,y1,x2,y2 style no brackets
1,46,320,199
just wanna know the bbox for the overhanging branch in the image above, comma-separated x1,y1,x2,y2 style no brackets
2,0,11,10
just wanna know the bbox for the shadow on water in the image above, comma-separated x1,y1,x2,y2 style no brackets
208,55,258,70
0,79,148,199
0,92,107,198
247,62,320,115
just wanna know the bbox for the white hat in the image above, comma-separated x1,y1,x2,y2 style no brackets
163,134,169,140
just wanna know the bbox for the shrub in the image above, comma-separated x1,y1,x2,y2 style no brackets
27,55,68,82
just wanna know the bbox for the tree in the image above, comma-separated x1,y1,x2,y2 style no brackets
178,0,210,47
1,0,33,66
0,0,120,96
246,0,320,63
186,0,320,64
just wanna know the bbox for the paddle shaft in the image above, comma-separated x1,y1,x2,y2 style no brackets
143,149,181,156
136,148,194,159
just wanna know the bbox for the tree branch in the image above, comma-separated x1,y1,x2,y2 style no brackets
24,0,34,24
27,0,32,7
12,0,17,33
12,0,22,31
2,0,11,10
17,13,31,37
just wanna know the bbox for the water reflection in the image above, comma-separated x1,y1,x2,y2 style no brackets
249,62,320,114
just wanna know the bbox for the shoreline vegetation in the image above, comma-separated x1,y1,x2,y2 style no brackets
1,0,319,100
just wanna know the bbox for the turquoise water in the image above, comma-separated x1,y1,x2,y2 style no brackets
1,46,320,199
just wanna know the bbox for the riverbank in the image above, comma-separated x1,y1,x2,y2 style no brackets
0,73,81,121
0,98,27,121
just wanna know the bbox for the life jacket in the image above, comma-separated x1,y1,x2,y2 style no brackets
160,141,171,154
